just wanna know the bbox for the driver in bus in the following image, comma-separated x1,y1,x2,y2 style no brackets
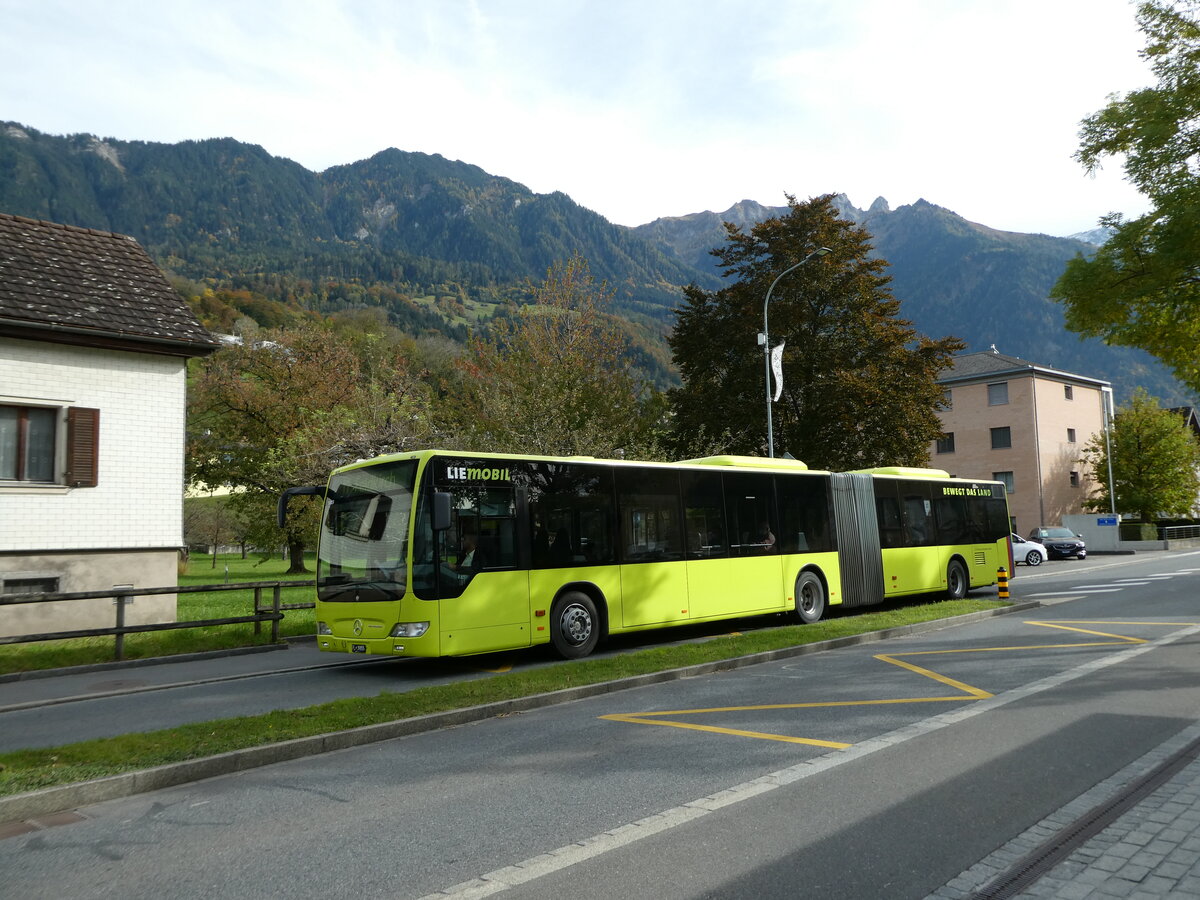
452,532,485,574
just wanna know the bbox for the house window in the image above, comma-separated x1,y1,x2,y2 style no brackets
936,433,955,454
1,576,60,594
1067,428,1077,443
988,382,1009,406
0,404,99,487
1070,471,1081,487
1064,385,1074,400
993,471,1014,494
0,405,57,482
991,426,1012,449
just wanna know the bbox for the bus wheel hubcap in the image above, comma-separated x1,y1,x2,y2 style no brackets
562,605,591,644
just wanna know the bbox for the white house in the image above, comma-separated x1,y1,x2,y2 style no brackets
0,212,218,637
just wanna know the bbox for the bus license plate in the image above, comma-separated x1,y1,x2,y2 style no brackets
351,644,367,653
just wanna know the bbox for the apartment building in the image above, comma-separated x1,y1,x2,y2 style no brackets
931,348,1112,535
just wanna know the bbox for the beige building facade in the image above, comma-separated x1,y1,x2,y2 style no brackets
931,349,1112,536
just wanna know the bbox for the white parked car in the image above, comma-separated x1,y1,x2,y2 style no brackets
1011,533,1044,567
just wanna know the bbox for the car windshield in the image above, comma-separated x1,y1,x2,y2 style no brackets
316,460,417,602
1041,527,1077,539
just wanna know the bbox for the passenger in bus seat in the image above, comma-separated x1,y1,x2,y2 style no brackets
757,522,776,551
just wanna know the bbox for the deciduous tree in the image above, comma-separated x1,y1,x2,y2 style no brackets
668,194,963,469
445,255,666,458
187,323,433,570
1052,1,1200,395
1080,389,1200,521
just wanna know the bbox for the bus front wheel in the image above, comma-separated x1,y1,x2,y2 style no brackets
946,559,969,600
793,571,826,624
551,591,600,659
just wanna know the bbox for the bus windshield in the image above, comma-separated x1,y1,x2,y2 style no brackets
317,460,417,602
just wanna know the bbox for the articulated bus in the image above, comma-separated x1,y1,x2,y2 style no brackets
278,450,1012,660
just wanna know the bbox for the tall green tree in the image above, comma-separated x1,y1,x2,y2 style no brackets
445,255,667,458
1052,1,1200,395
187,323,434,571
1080,389,1200,521
668,194,964,469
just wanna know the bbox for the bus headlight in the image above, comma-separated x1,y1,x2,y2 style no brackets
317,621,333,635
389,622,429,638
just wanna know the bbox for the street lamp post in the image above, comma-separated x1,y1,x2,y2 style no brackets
760,247,831,457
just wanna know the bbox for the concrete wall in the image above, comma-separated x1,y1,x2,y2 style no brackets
0,549,177,639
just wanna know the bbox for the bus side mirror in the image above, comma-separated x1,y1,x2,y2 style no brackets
278,485,326,527
432,491,453,532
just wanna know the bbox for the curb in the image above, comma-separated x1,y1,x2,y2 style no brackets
0,601,1038,824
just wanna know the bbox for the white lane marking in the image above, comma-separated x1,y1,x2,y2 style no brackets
1030,589,1122,597
420,624,1200,899
1073,583,1149,589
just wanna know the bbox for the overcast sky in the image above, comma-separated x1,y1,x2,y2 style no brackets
2,0,1155,236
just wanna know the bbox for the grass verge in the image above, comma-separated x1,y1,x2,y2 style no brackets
0,597,1004,797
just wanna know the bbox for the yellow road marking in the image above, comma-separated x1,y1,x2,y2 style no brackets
601,715,851,748
874,654,994,699
600,619,1199,747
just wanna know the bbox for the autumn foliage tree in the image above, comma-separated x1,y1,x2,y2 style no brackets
187,322,434,570
444,255,666,458
668,194,964,469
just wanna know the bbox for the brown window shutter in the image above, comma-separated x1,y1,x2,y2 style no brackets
65,407,100,487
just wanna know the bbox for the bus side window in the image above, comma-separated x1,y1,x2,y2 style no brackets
527,462,616,569
873,480,905,549
902,489,934,546
681,471,726,558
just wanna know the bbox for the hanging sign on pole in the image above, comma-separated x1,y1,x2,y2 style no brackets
770,341,785,402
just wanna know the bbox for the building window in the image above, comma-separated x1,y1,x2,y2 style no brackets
0,405,57,482
942,389,952,411
991,426,1012,449
1,576,60,594
988,382,1009,406
1067,428,1077,443
1064,385,1074,400
936,433,955,454
1070,471,1081,487
993,471,1014,494
0,404,99,487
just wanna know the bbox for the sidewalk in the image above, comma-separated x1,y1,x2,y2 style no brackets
931,719,1200,899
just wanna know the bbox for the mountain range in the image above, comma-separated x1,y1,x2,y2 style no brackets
0,121,1189,405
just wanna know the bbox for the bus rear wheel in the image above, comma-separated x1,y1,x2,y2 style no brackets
946,559,969,600
793,571,826,624
551,591,600,659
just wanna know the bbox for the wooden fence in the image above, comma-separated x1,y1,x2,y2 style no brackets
0,581,316,660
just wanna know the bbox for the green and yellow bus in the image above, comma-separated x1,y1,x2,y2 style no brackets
279,450,1012,660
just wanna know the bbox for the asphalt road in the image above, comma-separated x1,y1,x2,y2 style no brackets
0,552,1164,752
2,550,1199,899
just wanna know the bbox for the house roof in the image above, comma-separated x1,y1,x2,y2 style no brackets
0,212,218,357
938,346,1111,390
1169,406,1200,438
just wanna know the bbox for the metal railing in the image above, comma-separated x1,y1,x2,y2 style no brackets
1160,525,1200,541
0,580,315,660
